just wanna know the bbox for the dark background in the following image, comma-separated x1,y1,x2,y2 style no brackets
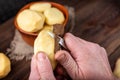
0,0,120,24
0,0,73,24
0,0,38,24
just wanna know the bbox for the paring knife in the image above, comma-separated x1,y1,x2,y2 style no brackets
48,31,68,49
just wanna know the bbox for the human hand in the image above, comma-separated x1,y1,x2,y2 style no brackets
55,33,115,80
29,53,55,80
29,33,115,80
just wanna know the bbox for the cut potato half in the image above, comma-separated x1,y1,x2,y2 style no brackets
17,9,45,32
30,3,51,12
44,7,65,25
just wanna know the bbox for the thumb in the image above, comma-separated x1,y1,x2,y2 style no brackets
55,50,78,79
29,55,40,80
36,52,55,80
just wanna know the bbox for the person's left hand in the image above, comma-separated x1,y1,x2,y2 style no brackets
29,52,55,80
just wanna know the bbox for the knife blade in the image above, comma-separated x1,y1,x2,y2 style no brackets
48,31,68,49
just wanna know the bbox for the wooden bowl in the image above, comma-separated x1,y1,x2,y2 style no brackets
14,1,68,46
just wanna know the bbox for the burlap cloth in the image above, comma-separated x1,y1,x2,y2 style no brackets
6,6,75,61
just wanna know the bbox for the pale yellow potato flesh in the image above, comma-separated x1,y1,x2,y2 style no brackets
0,53,11,79
44,7,65,25
113,58,120,78
30,3,51,12
17,9,45,32
34,25,56,70
42,25,53,31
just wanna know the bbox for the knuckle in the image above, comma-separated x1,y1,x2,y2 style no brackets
89,42,100,49
93,43,100,47
101,47,105,50
101,47,107,53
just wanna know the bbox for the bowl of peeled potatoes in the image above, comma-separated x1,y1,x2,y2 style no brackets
14,1,68,46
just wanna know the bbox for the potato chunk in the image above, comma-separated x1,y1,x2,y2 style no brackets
17,9,45,32
44,7,65,25
30,3,51,12
0,53,11,79
34,25,56,70
113,58,120,78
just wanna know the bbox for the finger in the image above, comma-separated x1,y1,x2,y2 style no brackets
99,47,114,79
36,52,55,80
65,33,87,43
29,55,40,80
55,50,80,79
100,47,112,71
64,33,84,58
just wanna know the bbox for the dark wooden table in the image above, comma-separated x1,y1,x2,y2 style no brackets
1,0,120,80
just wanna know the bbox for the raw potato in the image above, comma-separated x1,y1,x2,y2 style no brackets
42,25,53,31
30,3,51,12
17,9,45,32
34,25,57,70
0,53,11,79
113,58,120,78
44,7,65,25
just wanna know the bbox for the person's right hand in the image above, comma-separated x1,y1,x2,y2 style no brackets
55,33,115,80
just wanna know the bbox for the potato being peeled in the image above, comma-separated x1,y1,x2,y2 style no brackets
0,53,11,79
113,58,120,78
17,9,45,32
30,3,51,12
34,25,57,69
44,7,65,25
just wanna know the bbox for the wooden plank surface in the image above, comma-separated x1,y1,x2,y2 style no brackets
0,0,120,79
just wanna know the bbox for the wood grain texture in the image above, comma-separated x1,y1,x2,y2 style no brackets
0,0,120,79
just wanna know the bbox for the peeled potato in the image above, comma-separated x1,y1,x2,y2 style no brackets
17,9,45,32
44,7,65,25
30,3,51,12
0,53,11,79
113,58,120,78
42,25,53,31
34,25,57,70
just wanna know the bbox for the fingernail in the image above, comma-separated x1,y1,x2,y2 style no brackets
37,53,46,61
